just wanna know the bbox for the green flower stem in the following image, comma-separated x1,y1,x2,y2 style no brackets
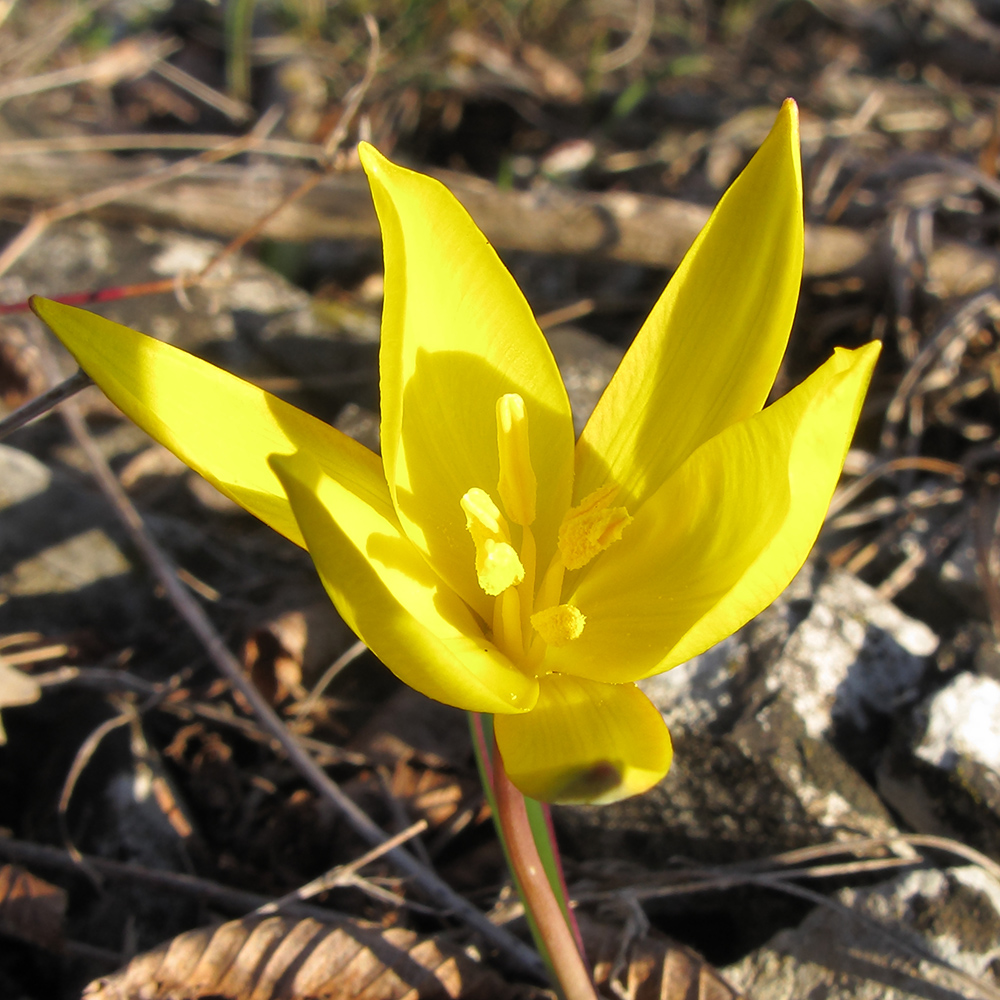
493,735,598,1000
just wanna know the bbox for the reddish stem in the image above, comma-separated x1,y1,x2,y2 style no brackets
493,736,599,1000
0,277,181,314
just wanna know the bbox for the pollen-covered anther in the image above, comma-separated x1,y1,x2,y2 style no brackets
557,484,632,571
531,603,586,647
462,487,524,596
496,393,536,526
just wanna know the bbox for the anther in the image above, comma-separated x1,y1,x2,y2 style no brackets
496,394,536,527
462,488,524,596
557,484,632,570
531,603,586,646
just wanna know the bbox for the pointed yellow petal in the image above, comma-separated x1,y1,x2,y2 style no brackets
31,297,386,547
270,453,537,715
494,674,672,804
359,144,575,620
575,100,804,510
549,341,880,683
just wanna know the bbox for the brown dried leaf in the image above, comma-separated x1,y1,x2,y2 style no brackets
0,863,67,950
583,916,744,1000
243,600,353,707
82,914,543,1000
353,688,472,771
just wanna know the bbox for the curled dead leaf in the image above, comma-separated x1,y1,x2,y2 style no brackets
583,916,743,1000
83,914,544,1000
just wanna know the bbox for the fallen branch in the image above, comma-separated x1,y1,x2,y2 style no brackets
0,152,873,277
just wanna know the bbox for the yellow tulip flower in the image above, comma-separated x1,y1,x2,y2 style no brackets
32,100,878,805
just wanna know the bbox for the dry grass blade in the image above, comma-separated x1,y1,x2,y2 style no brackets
82,914,541,1000
0,863,66,950
0,35,174,105
582,916,743,1000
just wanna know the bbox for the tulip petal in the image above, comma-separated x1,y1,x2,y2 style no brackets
270,453,538,715
494,674,672,804
360,144,575,620
31,297,386,548
575,100,804,511
549,341,880,683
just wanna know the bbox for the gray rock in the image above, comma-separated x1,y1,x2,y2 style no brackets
915,672,1000,774
723,866,1000,999
765,570,937,740
879,672,1000,858
546,325,624,434
0,527,130,596
731,693,899,842
637,560,818,738
0,443,51,509
0,444,147,640
638,632,747,736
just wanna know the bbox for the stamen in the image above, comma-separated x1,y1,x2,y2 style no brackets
496,394,536,527
462,488,524,596
499,586,524,658
531,604,586,646
518,524,536,639
557,484,632,571
534,553,566,616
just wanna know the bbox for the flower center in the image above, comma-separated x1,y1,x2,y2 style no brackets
460,393,631,672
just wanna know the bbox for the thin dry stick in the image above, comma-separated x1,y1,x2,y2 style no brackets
0,643,70,667
536,298,595,330
733,832,918,870
901,833,1000,886
596,0,655,72
57,703,135,873
320,15,380,163
574,826,1000,907
0,834,353,922
35,354,544,980
0,133,323,161
573,857,922,906
255,818,429,915
293,639,368,718
0,369,92,440
827,456,965,519
810,90,884,210
0,35,173,104
151,59,251,122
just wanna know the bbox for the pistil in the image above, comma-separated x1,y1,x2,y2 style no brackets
496,394,536,527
